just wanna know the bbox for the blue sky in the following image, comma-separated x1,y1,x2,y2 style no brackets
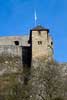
0,0,67,62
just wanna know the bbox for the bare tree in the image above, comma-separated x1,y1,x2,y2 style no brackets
29,59,64,100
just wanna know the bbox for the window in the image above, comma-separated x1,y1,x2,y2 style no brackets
51,41,53,45
38,31,41,35
38,41,42,45
14,41,19,45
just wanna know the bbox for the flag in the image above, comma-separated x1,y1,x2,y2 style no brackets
35,10,37,21
34,10,37,26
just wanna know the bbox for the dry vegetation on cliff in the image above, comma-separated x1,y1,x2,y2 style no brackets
0,57,67,100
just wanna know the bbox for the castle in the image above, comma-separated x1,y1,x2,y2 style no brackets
0,25,53,66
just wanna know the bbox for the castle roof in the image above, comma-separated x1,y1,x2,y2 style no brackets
31,25,49,32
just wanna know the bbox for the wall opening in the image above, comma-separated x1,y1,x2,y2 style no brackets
51,41,53,45
38,31,41,35
14,41,19,46
38,41,42,45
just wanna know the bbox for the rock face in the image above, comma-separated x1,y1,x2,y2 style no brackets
0,56,67,100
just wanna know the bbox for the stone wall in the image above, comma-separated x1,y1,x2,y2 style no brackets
32,31,48,58
0,27,53,65
48,35,53,58
0,36,29,46
0,45,22,57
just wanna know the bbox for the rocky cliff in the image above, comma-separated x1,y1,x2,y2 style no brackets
0,56,67,100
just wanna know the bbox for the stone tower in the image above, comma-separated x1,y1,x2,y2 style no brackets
29,25,53,60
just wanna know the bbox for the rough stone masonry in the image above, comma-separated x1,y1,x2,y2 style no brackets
0,25,53,67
